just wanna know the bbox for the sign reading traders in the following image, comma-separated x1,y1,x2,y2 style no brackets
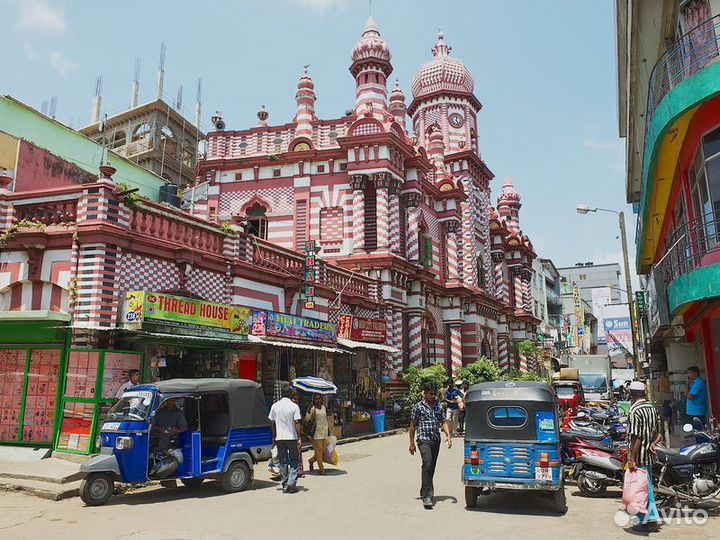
123,291,251,334
251,310,337,343
338,315,387,343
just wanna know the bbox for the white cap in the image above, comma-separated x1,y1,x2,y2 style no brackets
629,381,646,392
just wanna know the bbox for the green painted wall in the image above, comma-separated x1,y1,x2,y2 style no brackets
667,263,720,314
0,96,164,200
637,63,720,263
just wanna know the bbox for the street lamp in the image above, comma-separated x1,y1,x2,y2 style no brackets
576,204,641,382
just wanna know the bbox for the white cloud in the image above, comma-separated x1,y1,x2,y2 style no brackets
291,0,347,12
583,139,622,151
16,0,67,35
49,50,79,76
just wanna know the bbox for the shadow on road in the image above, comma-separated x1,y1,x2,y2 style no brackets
105,479,277,507
414,495,458,505
465,491,567,517
570,489,622,500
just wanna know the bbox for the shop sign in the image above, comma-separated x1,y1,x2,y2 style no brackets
251,310,337,343
338,315,387,343
122,291,251,334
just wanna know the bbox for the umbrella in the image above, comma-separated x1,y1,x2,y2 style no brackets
291,376,338,395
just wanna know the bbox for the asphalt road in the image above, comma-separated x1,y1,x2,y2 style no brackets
0,433,718,539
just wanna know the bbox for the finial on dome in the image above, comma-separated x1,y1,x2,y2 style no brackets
257,105,269,126
432,29,451,57
363,14,379,36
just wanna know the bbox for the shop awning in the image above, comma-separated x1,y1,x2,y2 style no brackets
337,337,400,354
248,335,352,354
132,331,250,344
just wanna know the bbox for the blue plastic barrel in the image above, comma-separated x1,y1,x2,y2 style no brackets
371,410,385,433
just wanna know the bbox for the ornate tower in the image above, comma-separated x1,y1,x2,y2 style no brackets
349,15,393,119
388,80,407,130
408,31,480,155
497,176,521,233
293,68,317,144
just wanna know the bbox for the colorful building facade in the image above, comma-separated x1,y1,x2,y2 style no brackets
193,18,541,375
617,0,720,414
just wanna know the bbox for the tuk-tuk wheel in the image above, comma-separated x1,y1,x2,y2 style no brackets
222,461,251,493
551,484,568,514
464,486,479,508
80,472,114,506
180,477,204,488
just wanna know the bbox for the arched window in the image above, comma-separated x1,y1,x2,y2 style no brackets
363,180,377,252
245,203,268,240
418,227,432,267
481,338,492,359
132,122,151,141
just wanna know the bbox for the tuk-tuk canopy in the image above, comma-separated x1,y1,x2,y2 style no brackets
463,381,558,441
153,378,269,428
464,381,556,405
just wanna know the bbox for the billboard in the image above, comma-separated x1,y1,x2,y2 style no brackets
604,316,634,368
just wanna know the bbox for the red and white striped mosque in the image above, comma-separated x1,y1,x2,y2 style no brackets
194,16,541,376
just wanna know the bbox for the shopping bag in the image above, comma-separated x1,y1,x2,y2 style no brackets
323,448,340,466
325,435,337,454
622,467,648,515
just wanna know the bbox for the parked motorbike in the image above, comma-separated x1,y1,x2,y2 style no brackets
561,426,628,495
654,423,720,507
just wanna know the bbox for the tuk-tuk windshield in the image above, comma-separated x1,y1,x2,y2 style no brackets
555,386,577,398
106,390,154,422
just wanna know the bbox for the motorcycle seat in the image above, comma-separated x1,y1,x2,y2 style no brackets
567,429,607,441
655,446,691,465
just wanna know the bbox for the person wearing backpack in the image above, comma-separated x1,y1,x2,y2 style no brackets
306,393,330,475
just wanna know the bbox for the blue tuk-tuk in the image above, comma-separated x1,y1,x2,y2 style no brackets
462,381,567,513
79,378,272,506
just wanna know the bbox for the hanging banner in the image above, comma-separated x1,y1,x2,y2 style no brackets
122,291,251,334
604,317,633,356
572,281,584,344
338,315,388,343
251,310,337,343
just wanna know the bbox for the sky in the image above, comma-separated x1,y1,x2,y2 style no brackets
0,0,638,291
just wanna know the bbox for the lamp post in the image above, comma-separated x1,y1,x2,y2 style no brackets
577,204,642,383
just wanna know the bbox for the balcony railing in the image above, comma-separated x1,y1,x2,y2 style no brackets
660,211,720,283
646,15,720,143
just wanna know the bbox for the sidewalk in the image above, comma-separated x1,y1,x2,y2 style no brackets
0,428,407,501
0,447,83,500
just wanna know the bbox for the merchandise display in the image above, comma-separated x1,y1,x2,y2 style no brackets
65,351,99,398
0,349,26,442
56,401,94,453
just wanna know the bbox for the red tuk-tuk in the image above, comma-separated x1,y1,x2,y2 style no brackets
552,380,585,414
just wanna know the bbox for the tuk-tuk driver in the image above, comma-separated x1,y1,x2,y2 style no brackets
151,398,188,456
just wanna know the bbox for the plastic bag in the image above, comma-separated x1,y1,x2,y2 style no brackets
622,467,648,515
325,435,337,455
323,448,340,466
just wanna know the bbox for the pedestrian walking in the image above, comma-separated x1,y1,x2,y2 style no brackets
458,381,470,434
290,390,306,477
443,379,461,435
627,381,662,533
686,366,708,428
409,381,452,509
306,394,330,475
268,385,303,493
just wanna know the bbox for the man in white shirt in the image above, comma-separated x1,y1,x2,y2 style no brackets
268,385,303,493
114,369,141,400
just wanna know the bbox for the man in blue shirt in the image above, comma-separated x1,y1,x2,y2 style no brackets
443,379,462,435
686,366,708,428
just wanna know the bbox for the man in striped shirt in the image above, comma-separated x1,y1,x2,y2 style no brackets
627,381,662,532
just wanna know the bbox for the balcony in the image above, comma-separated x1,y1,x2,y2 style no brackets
545,289,562,306
661,211,720,313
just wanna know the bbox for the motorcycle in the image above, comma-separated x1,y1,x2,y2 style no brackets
654,423,720,507
561,427,628,495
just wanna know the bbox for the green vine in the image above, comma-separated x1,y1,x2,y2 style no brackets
218,222,240,236
0,219,45,247
68,278,79,305
117,181,143,207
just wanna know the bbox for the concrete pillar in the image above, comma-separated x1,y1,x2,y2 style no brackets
444,221,460,283
388,179,402,254
449,324,462,376
374,172,390,252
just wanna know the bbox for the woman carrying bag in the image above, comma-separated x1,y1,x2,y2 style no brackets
306,394,330,475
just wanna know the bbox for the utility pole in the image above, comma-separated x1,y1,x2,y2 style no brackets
618,211,642,384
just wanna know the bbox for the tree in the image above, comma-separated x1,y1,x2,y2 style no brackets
402,364,447,409
455,357,499,386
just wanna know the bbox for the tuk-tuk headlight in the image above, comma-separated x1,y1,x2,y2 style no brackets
115,436,134,450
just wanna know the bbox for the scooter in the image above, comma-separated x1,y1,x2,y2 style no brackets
572,440,628,496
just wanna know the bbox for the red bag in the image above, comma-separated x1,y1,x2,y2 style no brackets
622,468,648,515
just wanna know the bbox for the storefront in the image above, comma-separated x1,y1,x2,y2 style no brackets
53,291,255,455
0,317,70,447
335,315,399,436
